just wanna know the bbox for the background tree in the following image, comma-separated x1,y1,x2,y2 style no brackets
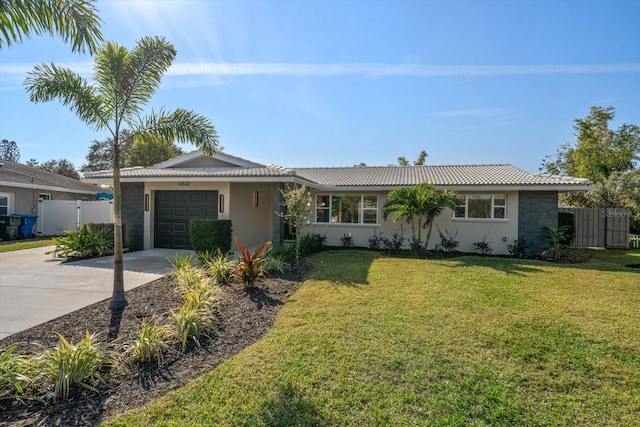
30,158,80,179
126,138,183,167
82,136,131,172
0,0,102,53
397,150,428,166
0,139,20,162
383,183,456,248
278,184,312,265
541,106,640,183
25,36,219,309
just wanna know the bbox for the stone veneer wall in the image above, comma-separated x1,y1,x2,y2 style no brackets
121,182,144,251
518,191,558,256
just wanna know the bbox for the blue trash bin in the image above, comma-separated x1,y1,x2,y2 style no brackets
14,214,38,239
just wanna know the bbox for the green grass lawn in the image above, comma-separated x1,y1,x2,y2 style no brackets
107,249,640,426
0,236,56,252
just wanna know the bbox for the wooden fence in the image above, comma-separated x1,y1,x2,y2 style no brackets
560,208,631,249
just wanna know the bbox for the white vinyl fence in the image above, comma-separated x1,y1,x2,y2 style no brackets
37,200,114,236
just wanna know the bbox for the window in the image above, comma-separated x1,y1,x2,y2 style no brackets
0,193,13,215
39,193,51,201
316,194,378,224
454,194,506,219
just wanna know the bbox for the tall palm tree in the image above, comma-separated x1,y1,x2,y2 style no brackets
0,0,103,54
383,183,456,248
25,36,219,309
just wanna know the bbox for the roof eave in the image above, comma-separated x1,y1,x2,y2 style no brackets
0,180,102,194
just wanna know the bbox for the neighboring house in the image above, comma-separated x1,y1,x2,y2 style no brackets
82,151,590,256
0,160,106,215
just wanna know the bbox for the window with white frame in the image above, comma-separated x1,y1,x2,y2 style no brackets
454,194,506,219
0,192,13,215
39,193,51,201
315,194,378,224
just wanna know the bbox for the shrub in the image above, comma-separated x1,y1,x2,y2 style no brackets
368,233,384,249
234,237,271,289
0,345,38,403
40,332,113,401
435,227,459,253
340,234,354,248
47,223,113,258
126,319,173,366
382,228,405,250
558,211,576,245
169,253,195,272
268,244,295,261
542,226,570,261
170,304,216,350
263,253,290,275
190,219,233,254
298,233,325,255
473,236,493,255
409,237,426,255
507,238,528,257
172,267,215,297
199,249,236,285
434,228,456,252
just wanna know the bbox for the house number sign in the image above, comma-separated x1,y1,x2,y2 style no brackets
178,182,190,186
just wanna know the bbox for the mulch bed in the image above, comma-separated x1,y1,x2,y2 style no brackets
0,269,305,426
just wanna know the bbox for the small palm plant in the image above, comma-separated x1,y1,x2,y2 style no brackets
542,225,570,261
234,237,272,289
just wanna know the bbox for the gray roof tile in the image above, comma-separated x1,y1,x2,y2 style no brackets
0,161,106,193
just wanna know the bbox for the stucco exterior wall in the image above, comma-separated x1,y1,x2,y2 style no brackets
305,190,520,255
229,183,274,249
0,185,93,214
518,191,558,256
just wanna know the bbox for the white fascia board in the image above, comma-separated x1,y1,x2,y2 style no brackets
0,180,101,194
82,176,320,188
312,184,591,192
150,150,266,169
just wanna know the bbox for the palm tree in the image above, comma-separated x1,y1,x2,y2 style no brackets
383,183,456,248
1,0,103,54
25,36,220,309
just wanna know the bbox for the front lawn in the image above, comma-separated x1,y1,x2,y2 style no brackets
108,249,640,426
0,236,56,252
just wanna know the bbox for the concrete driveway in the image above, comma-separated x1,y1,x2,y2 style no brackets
0,247,194,339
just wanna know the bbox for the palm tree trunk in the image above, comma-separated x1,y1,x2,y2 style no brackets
425,221,434,249
110,143,127,309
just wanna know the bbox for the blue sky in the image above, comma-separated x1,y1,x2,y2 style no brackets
1,0,638,173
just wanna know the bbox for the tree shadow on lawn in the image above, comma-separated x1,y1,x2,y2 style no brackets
446,253,640,276
259,381,323,426
310,250,379,286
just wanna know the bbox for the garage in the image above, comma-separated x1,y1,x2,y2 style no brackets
154,190,218,249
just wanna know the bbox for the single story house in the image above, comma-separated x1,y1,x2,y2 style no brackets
82,151,590,256
0,160,106,215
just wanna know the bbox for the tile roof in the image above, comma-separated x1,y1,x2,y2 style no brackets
84,166,295,179
83,163,590,189
0,160,105,193
293,164,591,187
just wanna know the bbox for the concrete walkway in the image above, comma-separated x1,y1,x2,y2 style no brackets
0,247,194,339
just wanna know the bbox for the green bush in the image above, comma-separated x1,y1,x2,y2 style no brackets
170,304,216,350
558,211,576,245
263,253,290,275
190,219,232,254
47,223,113,258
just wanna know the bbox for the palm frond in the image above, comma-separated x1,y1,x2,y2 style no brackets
0,0,103,54
135,108,220,156
127,36,177,109
24,63,108,131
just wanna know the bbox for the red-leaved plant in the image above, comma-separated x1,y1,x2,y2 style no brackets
234,237,272,289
